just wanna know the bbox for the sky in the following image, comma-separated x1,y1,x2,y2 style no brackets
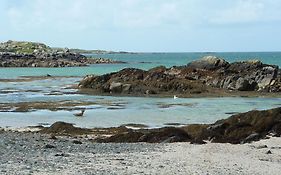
0,0,281,52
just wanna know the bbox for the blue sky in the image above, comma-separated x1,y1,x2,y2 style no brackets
0,0,280,52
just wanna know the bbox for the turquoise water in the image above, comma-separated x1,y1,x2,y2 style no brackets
0,52,281,128
1,96,281,128
0,52,280,78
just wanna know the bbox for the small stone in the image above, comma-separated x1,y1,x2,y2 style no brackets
266,150,272,154
44,144,56,149
55,153,70,157
49,135,57,140
72,140,82,144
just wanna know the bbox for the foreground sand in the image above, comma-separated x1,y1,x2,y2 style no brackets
1,131,280,175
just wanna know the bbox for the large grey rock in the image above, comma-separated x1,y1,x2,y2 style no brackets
255,66,278,90
110,82,123,93
235,78,257,91
187,56,229,70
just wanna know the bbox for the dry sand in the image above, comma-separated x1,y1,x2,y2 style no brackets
1,130,281,175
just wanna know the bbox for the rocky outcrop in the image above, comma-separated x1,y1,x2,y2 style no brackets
97,107,281,144
186,56,229,70
0,41,125,67
79,56,281,94
209,59,279,91
184,107,281,144
40,121,92,135
96,127,191,143
79,67,208,95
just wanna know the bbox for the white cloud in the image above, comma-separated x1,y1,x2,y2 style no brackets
0,0,281,51
209,0,281,24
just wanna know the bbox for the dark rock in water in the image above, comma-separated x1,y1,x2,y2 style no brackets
40,121,92,135
79,67,208,95
79,57,281,95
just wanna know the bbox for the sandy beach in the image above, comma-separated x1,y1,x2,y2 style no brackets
1,130,280,175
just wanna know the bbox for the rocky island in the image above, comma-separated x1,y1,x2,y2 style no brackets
0,40,125,67
78,56,281,96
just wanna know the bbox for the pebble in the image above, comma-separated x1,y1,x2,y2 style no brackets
44,144,56,149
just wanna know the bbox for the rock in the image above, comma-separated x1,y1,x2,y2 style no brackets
79,58,281,95
186,56,229,70
271,123,281,136
266,150,272,154
44,144,56,149
196,107,281,144
235,78,255,91
242,133,261,143
55,153,70,157
48,135,57,140
110,82,123,93
97,127,191,143
40,121,92,135
72,140,82,144
0,41,126,67
252,66,278,91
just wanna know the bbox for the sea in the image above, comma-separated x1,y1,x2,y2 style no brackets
1,52,281,128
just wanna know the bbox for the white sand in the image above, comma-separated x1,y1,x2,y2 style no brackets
1,131,281,175
55,137,281,175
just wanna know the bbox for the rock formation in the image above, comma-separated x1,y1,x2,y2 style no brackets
79,56,281,94
0,41,125,67
96,107,281,144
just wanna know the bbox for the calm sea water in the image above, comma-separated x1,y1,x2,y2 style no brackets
0,52,281,128
1,52,280,78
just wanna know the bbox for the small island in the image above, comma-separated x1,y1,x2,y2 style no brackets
0,40,126,67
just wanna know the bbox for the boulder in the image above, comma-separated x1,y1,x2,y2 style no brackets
40,121,92,135
109,82,123,93
187,56,229,70
198,107,281,143
235,78,257,91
